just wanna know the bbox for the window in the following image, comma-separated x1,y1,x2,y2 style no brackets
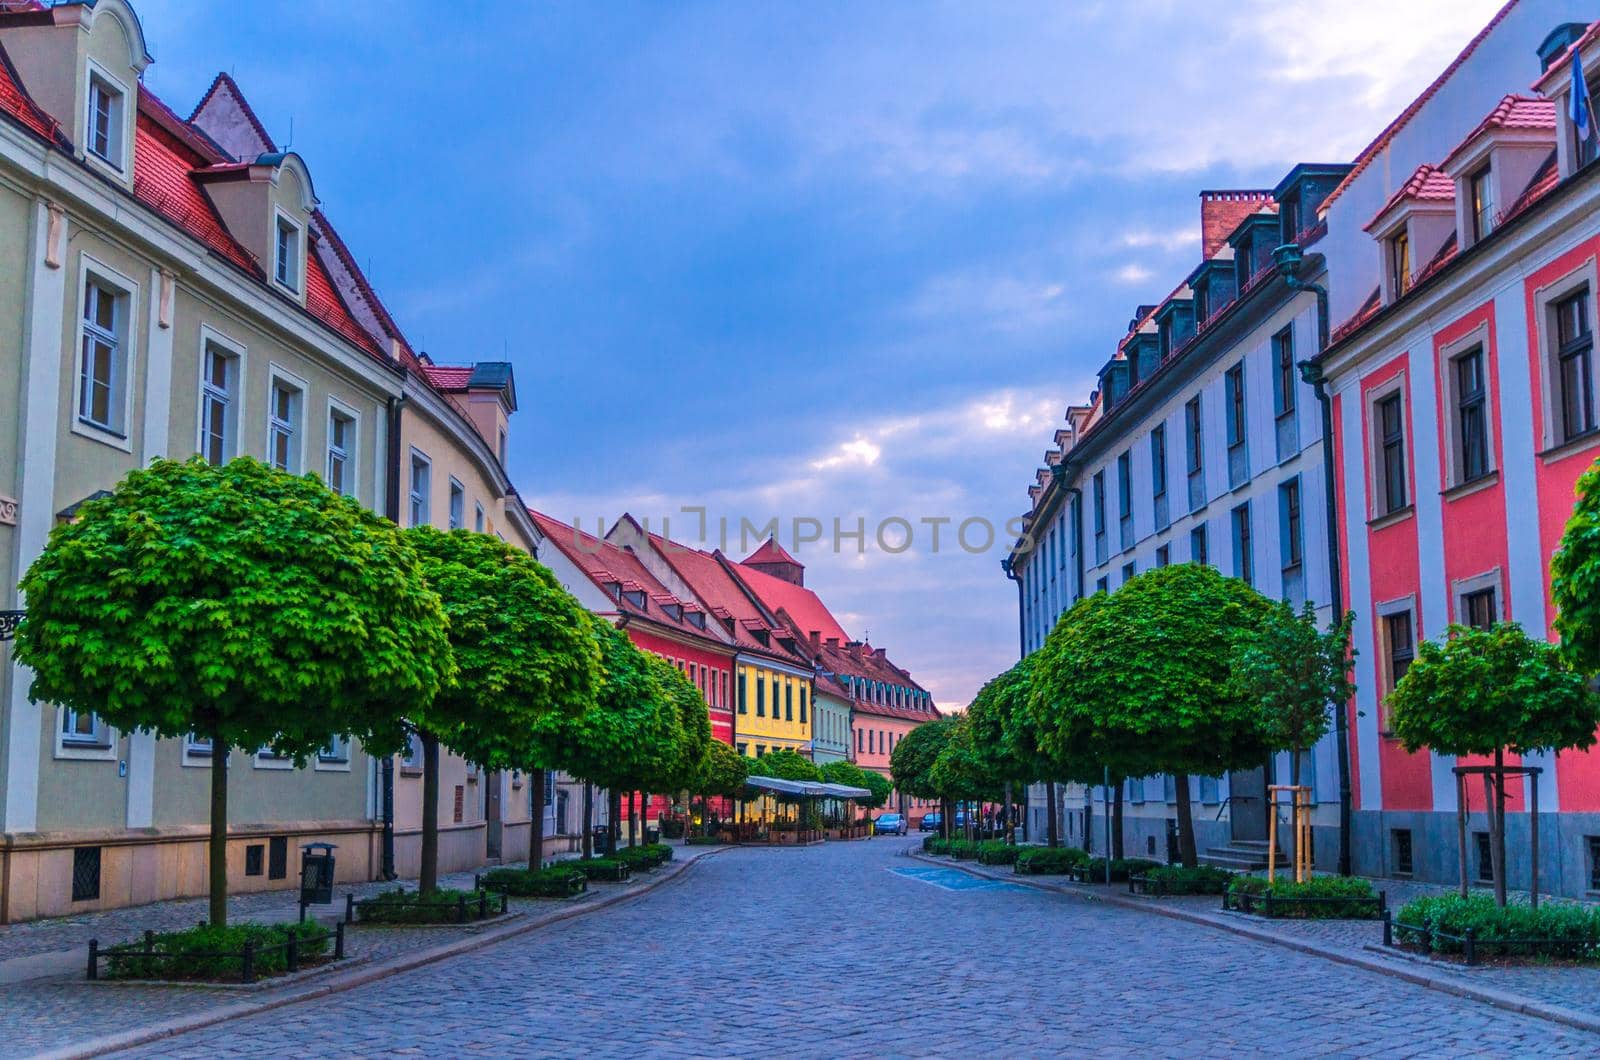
87,73,123,169
1092,471,1106,535
1389,230,1411,297
448,479,465,530
856,729,863,754
1469,166,1495,242
1376,392,1408,514
1117,450,1132,520
269,836,289,880
785,681,793,721
1231,503,1253,586
1185,396,1203,473
1280,478,1303,569
185,733,214,762
1235,233,1253,290
326,407,354,495
1453,347,1489,483
1225,364,1246,448
756,676,765,717
1273,326,1296,417
1121,561,1135,584
498,426,508,465
318,735,350,765
1191,524,1208,565
1463,586,1497,631
799,686,808,724
755,744,766,758
400,732,421,770
72,847,102,903
274,214,300,292
737,742,748,757
1393,829,1414,875
409,451,431,526
245,844,265,877
1555,289,1595,443
1095,575,1109,594
1151,425,1167,499
1384,610,1415,696
1279,193,1300,245
268,378,301,472
474,502,485,533
60,708,110,749
200,343,238,466
1588,836,1600,892
1155,544,1170,568
1475,831,1493,882
79,278,126,435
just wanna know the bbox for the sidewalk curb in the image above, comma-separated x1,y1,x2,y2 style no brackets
908,852,1600,1037
41,848,727,1060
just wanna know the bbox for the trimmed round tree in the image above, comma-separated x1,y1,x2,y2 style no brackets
698,739,749,833
1030,564,1276,867
1553,457,1600,672
890,715,957,837
929,713,1006,837
818,759,891,812
404,527,602,892
1388,621,1600,906
15,457,452,925
1231,601,1357,788
637,654,710,844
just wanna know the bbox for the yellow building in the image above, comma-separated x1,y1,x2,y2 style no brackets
734,659,814,758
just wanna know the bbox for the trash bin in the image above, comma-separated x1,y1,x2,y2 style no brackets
646,826,660,844
589,825,613,856
299,842,336,920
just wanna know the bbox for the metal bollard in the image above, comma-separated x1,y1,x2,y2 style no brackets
456,895,467,924
1382,909,1393,948
345,893,355,924
1463,927,1477,966
87,939,99,981
335,920,346,960
286,934,299,973
241,938,256,984
478,890,487,920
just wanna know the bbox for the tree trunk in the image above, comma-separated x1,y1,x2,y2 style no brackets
1493,747,1508,908
1003,781,1014,844
419,731,440,895
582,781,594,859
1174,772,1197,868
1112,782,1125,860
207,729,229,927
627,791,636,848
608,788,622,852
1290,753,1304,878
940,797,950,839
529,768,546,870
1045,781,1059,848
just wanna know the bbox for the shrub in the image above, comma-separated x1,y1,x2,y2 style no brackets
356,887,502,924
480,866,587,898
1133,864,1235,895
685,835,726,846
660,818,687,839
103,921,330,981
1226,875,1376,918
1395,893,1600,959
574,857,632,882
976,841,1021,865
947,839,981,860
1014,846,1089,875
1075,857,1162,883
614,843,673,870
922,835,950,855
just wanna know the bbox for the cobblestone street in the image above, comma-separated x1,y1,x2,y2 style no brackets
110,838,1596,1057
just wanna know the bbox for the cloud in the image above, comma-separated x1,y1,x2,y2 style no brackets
1115,263,1153,285
1122,227,1200,253
811,436,883,471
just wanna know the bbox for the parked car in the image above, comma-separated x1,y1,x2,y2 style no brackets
874,813,908,836
918,812,942,832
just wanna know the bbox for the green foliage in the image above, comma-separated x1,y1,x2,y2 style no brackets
480,866,587,898
614,843,674,870
1014,846,1089,875
573,857,632,882
921,835,949,855
1231,602,1356,775
355,887,500,924
1134,864,1235,895
976,840,1020,865
1227,875,1375,918
1388,622,1600,758
1395,894,1600,958
16,457,451,760
929,713,1006,802
890,716,957,801
1076,857,1162,882
947,838,981,860
818,760,890,808
700,740,749,800
1029,564,1278,784
403,527,601,771
751,747,820,782
103,920,329,981
1553,457,1600,673
642,654,708,795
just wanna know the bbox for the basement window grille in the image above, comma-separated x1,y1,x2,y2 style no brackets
72,846,102,902
245,844,264,877
1392,829,1413,876
1475,831,1493,883
268,836,288,880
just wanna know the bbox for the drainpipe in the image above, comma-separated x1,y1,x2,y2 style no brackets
380,392,407,881
1275,243,1353,879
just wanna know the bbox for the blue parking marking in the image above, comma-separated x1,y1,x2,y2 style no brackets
890,865,1034,893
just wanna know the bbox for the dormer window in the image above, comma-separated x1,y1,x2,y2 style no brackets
87,72,124,170
1279,193,1300,245
1235,233,1253,289
622,589,647,609
1469,165,1495,242
1389,230,1411,297
274,213,301,293
686,611,706,630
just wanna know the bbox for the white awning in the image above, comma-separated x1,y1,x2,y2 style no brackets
744,776,872,799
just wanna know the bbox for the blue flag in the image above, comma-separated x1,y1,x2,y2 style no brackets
1573,50,1592,144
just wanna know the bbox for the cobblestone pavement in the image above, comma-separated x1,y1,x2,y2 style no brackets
0,846,716,1058
117,838,1596,1057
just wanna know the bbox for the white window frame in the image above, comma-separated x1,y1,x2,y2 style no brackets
254,745,294,770
325,397,360,498
196,325,246,466
183,733,217,768
1375,595,1418,732
1364,372,1411,522
73,255,137,451
399,731,423,776
83,59,129,175
1436,324,1495,490
474,501,485,533
1533,262,1600,454
272,207,304,294
1452,569,1503,628
55,707,116,761
316,734,352,772
448,477,466,530
265,364,307,473
408,448,432,527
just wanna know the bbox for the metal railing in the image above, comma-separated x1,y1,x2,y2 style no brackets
87,921,345,983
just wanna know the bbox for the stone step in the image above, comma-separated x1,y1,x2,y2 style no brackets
1199,852,1269,870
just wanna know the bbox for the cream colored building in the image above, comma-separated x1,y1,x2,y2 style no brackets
0,0,549,921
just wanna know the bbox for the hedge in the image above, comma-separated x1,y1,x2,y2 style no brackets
1225,875,1378,918
480,866,587,898
101,921,329,981
614,844,673,870
947,839,981,860
1394,893,1600,961
1071,857,1161,883
976,841,1021,866
1014,846,1089,875
1131,864,1235,895
354,887,505,924
574,857,632,882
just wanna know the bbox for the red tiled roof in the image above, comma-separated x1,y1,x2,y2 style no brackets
132,112,258,273
1441,95,1556,171
0,39,59,143
1364,164,1456,232
1330,287,1383,345
421,365,475,390
643,535,811,665
1322,0,1519,211
816,641,937,720
743,538,799,568
305,245,385,358
728,560,851,644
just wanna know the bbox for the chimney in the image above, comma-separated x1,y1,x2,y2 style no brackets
825,637,840,649
846,640,862,657
808,631,821,650
1200,190,1273,259
874,648,887,660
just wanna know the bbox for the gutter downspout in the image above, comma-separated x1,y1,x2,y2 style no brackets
1002,556,1027,842
380,392,407,881
1276,243,1353,879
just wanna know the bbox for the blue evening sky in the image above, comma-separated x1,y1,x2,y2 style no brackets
132,0,1502,707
